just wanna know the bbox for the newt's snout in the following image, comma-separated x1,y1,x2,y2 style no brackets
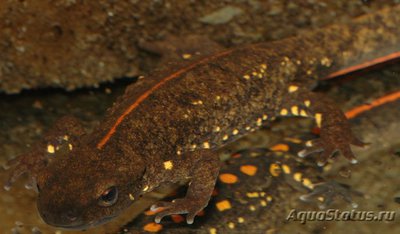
38,200,85,229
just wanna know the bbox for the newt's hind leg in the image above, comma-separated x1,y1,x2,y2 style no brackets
278,85,366,166
4,116,85,191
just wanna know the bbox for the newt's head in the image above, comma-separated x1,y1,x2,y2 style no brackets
36,144,146,230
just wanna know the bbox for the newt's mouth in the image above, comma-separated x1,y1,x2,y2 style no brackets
46,215,116,230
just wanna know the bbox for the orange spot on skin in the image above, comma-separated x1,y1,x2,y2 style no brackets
240,165,258,176
216,200,232,211
232,153,242,158
270,144,289,152
311,127,320,135
269,164,281,177
171,214,185,223
96,50,233,149
219,173,238,184
212,189,218,196
143,222,163,232
345,91,400,119
197,210,205,216
144,207,166,216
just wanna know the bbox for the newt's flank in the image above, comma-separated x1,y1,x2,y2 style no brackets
4,5,400,230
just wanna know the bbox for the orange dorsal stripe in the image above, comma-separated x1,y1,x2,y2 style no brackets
345,91,400,119
325,51,400,79
96,50,233,149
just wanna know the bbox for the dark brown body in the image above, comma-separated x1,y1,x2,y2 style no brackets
97,5,400,164
5,5,400,229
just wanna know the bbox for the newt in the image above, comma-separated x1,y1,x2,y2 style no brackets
4,5,400,230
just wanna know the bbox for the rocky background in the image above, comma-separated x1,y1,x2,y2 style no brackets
0,0,398,93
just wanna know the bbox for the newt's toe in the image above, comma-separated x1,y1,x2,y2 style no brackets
300,181,358,209
153,198,206,224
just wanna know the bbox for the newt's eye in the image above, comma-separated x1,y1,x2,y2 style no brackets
98,186,118,207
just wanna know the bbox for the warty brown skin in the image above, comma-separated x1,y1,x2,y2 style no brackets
4,5,400,229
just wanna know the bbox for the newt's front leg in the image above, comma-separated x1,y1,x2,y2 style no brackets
151,150,220,224
279,85,366,166
4,116,85,190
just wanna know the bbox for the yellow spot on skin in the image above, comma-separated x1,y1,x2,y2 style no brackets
63,135,69,141
257,73,263,78
243,75,250,80
68,144,73,151
321,57,332,67
203,142,210,149
143,185,149,192
260,200,267,206
163,160,173,170
300,109,308,117
260,69,265,73
291,106,299,115
219,173,238,184
270,144,289,152
247,192,260,198
252,71,258,76
288,85,299,93
260,192,266,197
262,114,268,120
209,228,217,234
183,114,189,119
216,200,232,211
249,205,256,211
176,150,182,155
302,178,314,189
284,137,302,143
293,172,302,182
216,95,221,101
305,140,313,147
191,144,197,150
245,126,251,131
232,129,239,135
129,194,135,201
318,197,325,202
143,223,162,232
240,165,258,176
256,118,262,126
261,64,267,69
280,109,288,116
228,222,235,229
281,164,291,174
47,145,55,154
192,100,203,105
182,53,192,59
304,100,311,107
307,70,313,75
222,135,229,141
213,126,221,132
238,217,245,223
315,113,323,128
267,195,273,201
269,163,281,177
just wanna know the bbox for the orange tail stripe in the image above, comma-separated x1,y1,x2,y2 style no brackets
345,91,400,119
96,50,233,149
326,51,400,79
